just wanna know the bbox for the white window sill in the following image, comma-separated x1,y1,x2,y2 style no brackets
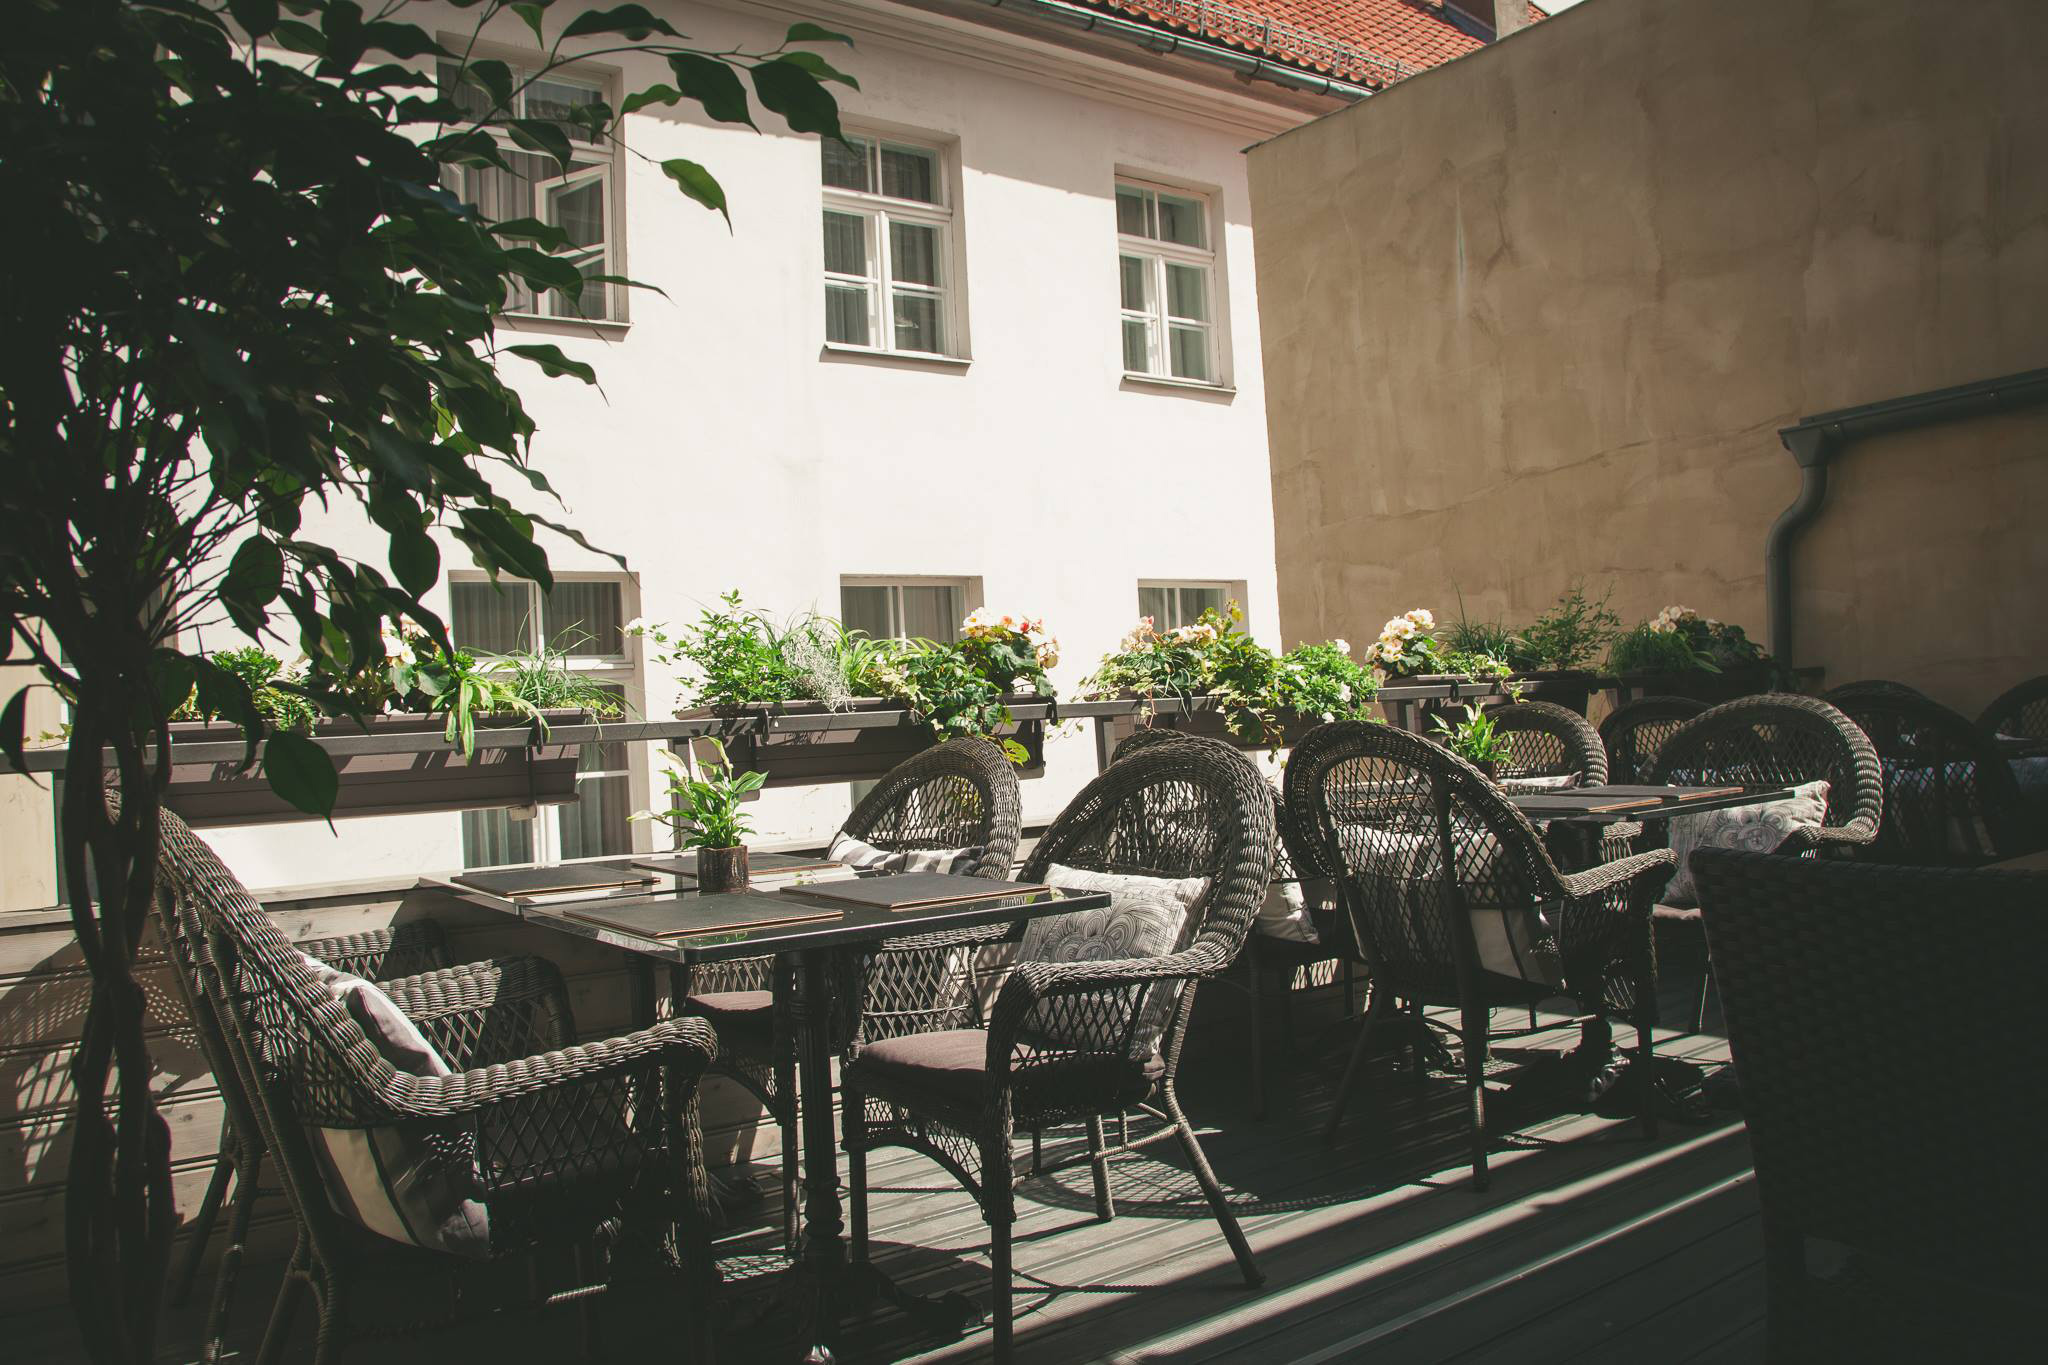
498,312,631,337
821,343,972,371
1121,371,1236,396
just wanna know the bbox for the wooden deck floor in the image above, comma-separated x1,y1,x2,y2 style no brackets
10,972,1765,1363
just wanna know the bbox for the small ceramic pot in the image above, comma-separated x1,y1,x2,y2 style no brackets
696,845,749,892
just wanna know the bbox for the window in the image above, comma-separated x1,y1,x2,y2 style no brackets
449,576,639,867
1116,179,1219,383
439,61,620,322
1139,581,1232,630
840,578,967,643
822,133,959,357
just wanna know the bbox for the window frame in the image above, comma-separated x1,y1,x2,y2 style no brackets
1115,176,1224,386
446,571,646,868
1138,580,1239,632
838,575,977,644
821,130,966,360
438,55,626,326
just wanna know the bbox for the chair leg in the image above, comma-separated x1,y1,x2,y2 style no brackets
988,1212,1014,1365
200,1144,261,1364
1322,985,1388,1143
309,1266,344,1365
257,1237,309,1365
775,1072,800,1253
1692,966,1714,1034
1464,1005,1490,1192
1030,1126,1043,1176
1163,1086,1261,1287
845,1083,870,1267
1085,1116,1115,1221
171,1149,234,1306
1247,944,1267,1121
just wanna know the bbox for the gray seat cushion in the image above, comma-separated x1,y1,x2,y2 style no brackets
682,990,773,1047
848,1027,1164,1116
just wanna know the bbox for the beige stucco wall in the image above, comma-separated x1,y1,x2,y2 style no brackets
1248,0,2048,717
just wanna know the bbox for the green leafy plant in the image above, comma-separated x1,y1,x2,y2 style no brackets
639,741,764,850
1518,583,1621,671
174,647,318,733
958,609,1059,697
867,639,1028,763
1432,703,1514,769
1081,615,1209,706
489,636,627,717
390,641,540,756
1272,641,1380,723
639,591,801,707
1443,594,1525,667
1608,622,1714,675
0,3,853,1349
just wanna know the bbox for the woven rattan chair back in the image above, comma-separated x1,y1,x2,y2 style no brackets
1286,721,1582,1004
844,736,1023,876
1978,674,2048,741
1648,693,1882,841
1693,850,2048,1313
1598,695,1707,784
1823,678,1935,706
1826,690,2036,864
1488,699,1608,787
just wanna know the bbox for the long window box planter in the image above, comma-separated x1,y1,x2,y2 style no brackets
1604,664,1777,709
678,697,1046,788
162,710,587,827
1097,695,1325,754
1503,669,1603,716
1376,675,1515,733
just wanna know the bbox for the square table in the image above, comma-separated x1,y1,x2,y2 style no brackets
437,860,1111,1359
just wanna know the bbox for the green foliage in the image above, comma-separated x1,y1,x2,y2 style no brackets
389,641,540,756
488,636,627,716
174,646,319,733
867,639,1028,764
0,3,852,1350
1273,641,1379,722
645,591,803,707
1442,600,1524,668
1518,583,1621,671
1609,605,1769,676
639,741,764,849
1431,703,1514,769
957,610,1058,698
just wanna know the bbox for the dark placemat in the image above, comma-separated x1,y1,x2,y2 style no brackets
1582,784,1745,802
631,851,841,878
454,864,656,898
777,872,1046,912
564,893,842,939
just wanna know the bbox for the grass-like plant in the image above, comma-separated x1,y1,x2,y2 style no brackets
1432,703,1514,770
390,642,540,756
1519,583,1621,671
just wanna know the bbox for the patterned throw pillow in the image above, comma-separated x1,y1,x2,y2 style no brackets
829,829,985,876
1501,772,1581,794
1255,878,1322,943
295,952,491,1259
1018,864,1211,1057
1333,826,1562,987
1660,779,1831,909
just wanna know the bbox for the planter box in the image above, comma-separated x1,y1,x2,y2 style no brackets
683,697,1046,788
1506,669,1602,716
162,710,586,827
1605,664,1776,709
1378,675,1506,734
1099,696,1322,755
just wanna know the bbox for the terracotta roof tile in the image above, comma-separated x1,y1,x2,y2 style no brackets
1076,0,1547,89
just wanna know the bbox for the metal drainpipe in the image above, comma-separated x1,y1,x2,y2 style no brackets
1766,366,2048,664
977,0,1379,102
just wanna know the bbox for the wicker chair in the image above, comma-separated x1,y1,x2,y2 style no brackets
1827,689,2040,864
162,913,453,1362
152,809,719,1365
1822,678,1935,706
1489,699,1608,788
841,737,1274,1362
1286,721,1675,1188
1692,850,2047,1358
1107,726,1357,1120
1976,674,2048,741
1598,695,1707,784
1646,693,1882,1030
681,737,1021,1246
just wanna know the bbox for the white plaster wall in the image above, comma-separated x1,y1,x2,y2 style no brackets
197,0,1299,892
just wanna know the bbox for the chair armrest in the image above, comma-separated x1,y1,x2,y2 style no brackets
383,955,576,1068
985,944,1226,1063
1557,847,1677,904
382,1016,719,1120
301,920,449,981
1780,817,1879,855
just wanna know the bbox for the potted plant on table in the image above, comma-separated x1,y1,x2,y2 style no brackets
1431,703,1515,781
1606,605,1777,706
640,740,766,891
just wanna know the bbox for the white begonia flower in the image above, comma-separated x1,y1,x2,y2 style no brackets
1406,607,1435,629
1390,617,1417,639
1332,639,1350,656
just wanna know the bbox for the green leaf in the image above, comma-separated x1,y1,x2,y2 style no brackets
785,22,854,47
388,523,439,597
511,3,549,46
506,343,597,384
560,5,680,40
506,118,574,172
666,54,754,128
465,59,515,114
222,536,285,635
750,58,844,139
264,731,339,818
0,689,28,777
228,0,280,38
619,83,683,115
660,159,729,225
775,50,859,89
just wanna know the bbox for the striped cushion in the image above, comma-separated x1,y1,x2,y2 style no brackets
296,952,491,1259
830,829,984,875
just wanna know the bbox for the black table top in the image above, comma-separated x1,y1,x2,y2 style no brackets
1508,784,1796,825
436,860,1110,964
